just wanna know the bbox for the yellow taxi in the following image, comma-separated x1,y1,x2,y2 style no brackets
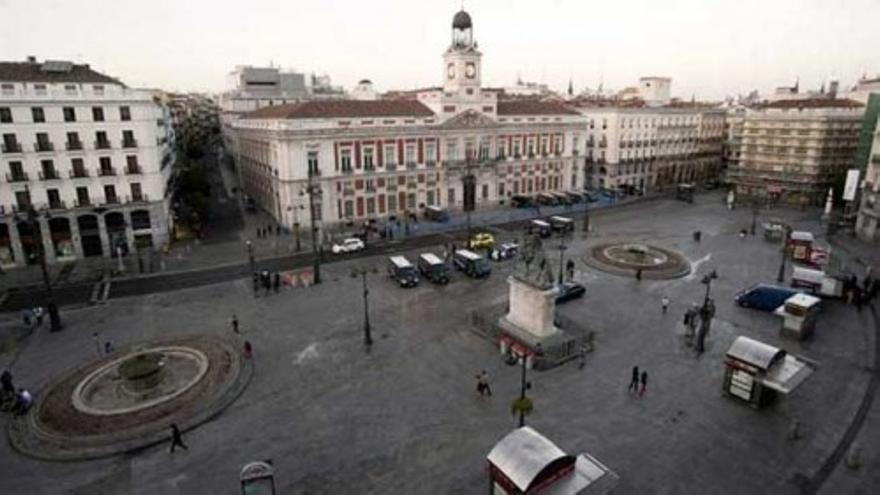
468,232,496,250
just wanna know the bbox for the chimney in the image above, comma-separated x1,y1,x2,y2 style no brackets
26,56,37,63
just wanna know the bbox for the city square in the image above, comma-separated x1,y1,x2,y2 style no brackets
1,193,878,494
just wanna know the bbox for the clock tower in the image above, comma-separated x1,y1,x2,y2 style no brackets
443,9,482,97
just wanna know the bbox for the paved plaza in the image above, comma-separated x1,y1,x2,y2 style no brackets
1,193,878,494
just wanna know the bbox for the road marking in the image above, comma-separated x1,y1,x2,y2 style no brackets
294,343,320,364
685,254,712,280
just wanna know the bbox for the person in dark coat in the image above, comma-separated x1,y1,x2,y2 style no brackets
628,366,640,393
169,424,187,452
639,370,648,396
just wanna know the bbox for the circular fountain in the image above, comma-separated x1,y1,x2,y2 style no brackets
584,242,690,279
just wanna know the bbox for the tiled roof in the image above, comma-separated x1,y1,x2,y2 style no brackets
243,100,435,119
0,61,124,85
758,98,864,110
496,100,580,116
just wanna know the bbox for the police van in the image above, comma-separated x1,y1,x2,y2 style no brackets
527,219,552,238
387,255,420,288
549,216,574,233
453,249,491,279
417,253,450,284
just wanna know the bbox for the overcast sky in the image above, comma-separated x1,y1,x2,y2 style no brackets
1,0,878,99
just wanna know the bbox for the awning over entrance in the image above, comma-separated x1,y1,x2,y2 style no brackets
726,336,816,395
726,336,785,372
761,354,816,394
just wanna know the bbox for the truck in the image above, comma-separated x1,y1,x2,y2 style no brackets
790,266,844,298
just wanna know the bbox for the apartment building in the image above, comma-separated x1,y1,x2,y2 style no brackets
727,98,863,207
855,117,880,241
227,10,587,236
0,58,175,268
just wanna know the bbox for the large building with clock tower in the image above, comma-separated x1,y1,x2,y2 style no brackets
228,9,587,240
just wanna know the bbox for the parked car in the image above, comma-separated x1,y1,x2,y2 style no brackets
418,253,450,284
549,216,574,233
453,249,491,278
424,206,449,222
492,242,519,261
526,219,552,238
555,282,586,303
331,237,365,254
468,232,496,250
734,284,800,311
387,255,419,288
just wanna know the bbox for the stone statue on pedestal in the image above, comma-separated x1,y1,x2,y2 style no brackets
515,234,554,290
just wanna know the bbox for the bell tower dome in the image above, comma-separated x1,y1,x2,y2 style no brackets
443,9,482,96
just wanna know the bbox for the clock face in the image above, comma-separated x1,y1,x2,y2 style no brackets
447,63,455,79
465,62,476,79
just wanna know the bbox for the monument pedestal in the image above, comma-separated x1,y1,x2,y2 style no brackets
498,276,569,368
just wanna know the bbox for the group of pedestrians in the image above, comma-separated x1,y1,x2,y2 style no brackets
256,224,281,239
628,366,648,396
252,270,283,295
846,273,879,311
91,332,114,356
21,306,45,328
0,369,32,416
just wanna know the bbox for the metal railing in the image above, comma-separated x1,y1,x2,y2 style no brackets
94,140,112,150
126,194,149,203
38,170,60,180
1,142,23,153
122,139,138,148
6,172,28,182
98,167,117,177
66,141,83,151
69,169,89,178
125,165,142,175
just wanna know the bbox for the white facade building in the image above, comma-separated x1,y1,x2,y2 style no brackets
638,77,672,107
228,10,586,238
0,58,174,268
855,117,880,242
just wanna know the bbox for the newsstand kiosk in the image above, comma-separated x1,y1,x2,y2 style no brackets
723,336,816,408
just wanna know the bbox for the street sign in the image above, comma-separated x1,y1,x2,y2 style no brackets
843,169,860,202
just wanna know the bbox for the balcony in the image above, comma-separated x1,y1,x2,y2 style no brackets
407,182,417,189
343,188,355,196
48,200,66,210
308,168,322,178
406,161,417,170
39,170,60,180
104,196,120,205
98,167,117,177
126,194,149,204
122,138,138,149
341,166,354,175
74,198,91,207
125,165,143,175
6,172,29,182
2,142,23,153
94,140,112,150
69,169,89,178
385,162,397,171
364,165,375,171
66,140,84,151
426,161,437,168
34,141,54,152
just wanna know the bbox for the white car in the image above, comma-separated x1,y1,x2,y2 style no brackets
331,237,365,254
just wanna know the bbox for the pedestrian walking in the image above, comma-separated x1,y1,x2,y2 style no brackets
243,340,253,359
628,366,640,393
231,314,239,334
169,423,188,453
33,306,44,326
104,341,113,355
21,309,32,328
635,268,643,281
567,259,576,280
855,286,864,312
476,370,492,396
252,272,260,294
639,370,648,396
92,332,102,356
273,272,281,293
661,297,670,314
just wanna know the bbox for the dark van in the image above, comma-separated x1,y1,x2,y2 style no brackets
424,206,449,222
527,219,552,238
453,249,491,278
735,284,800,311
418,253,449,284
549,216,574,233
387,255,420,288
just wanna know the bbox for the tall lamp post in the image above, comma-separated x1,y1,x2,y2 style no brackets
510,350,532,427
351,266,377,346
304,169,322,285
701,269,718,308
245,239,254,274
776,228,789,283
582,198,590,236
750,203,759,236
18,186,62,332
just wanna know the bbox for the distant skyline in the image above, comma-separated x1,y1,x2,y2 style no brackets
1,0,878,99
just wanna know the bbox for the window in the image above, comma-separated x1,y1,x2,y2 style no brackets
92,85,104,94
122,130,136,147
443,105,456,113
0,107,11,123
1,83,14,95
340,148,352,171
64,84,77,95
126,155,139,173
66,132,81,150
366,197,375,214
425,143,436,164
384,144,396,165
307,151,319,175
71,158,86,177
343,200,354,218
33,84,47,95
427,190,435,206
446,141,458,161
130,183,143,201
63,107,76,122
405,144,416,165
482,184,489,200
408,193,416,209
447,187,456,204
95,131,109,148
8,161,25,181
363,147,374,169
35,132,52,151
76,186,90,206
15,190,31,210
92,107,104,122
99,156,113,175
498,182,505,197
119,106,131,121
47,189,61,208
40,159,56,179
31,107,45,123
104,184,117,203
387,194,397,212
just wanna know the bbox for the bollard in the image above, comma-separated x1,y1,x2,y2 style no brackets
845,443,862,470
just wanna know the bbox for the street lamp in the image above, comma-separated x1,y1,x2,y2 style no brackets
245,239,254,274
582,199,590,236
750,204,759,236
701,269,718,308
508,350,533,427
303,169,323,285
17,186,62,332
351,266,377,346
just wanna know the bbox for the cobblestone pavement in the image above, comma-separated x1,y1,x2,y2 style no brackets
0,193,877,494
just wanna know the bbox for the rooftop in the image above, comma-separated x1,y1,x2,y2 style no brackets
242,99,435,119
0,59,123,86
757,98,864,110
496,100,580,116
